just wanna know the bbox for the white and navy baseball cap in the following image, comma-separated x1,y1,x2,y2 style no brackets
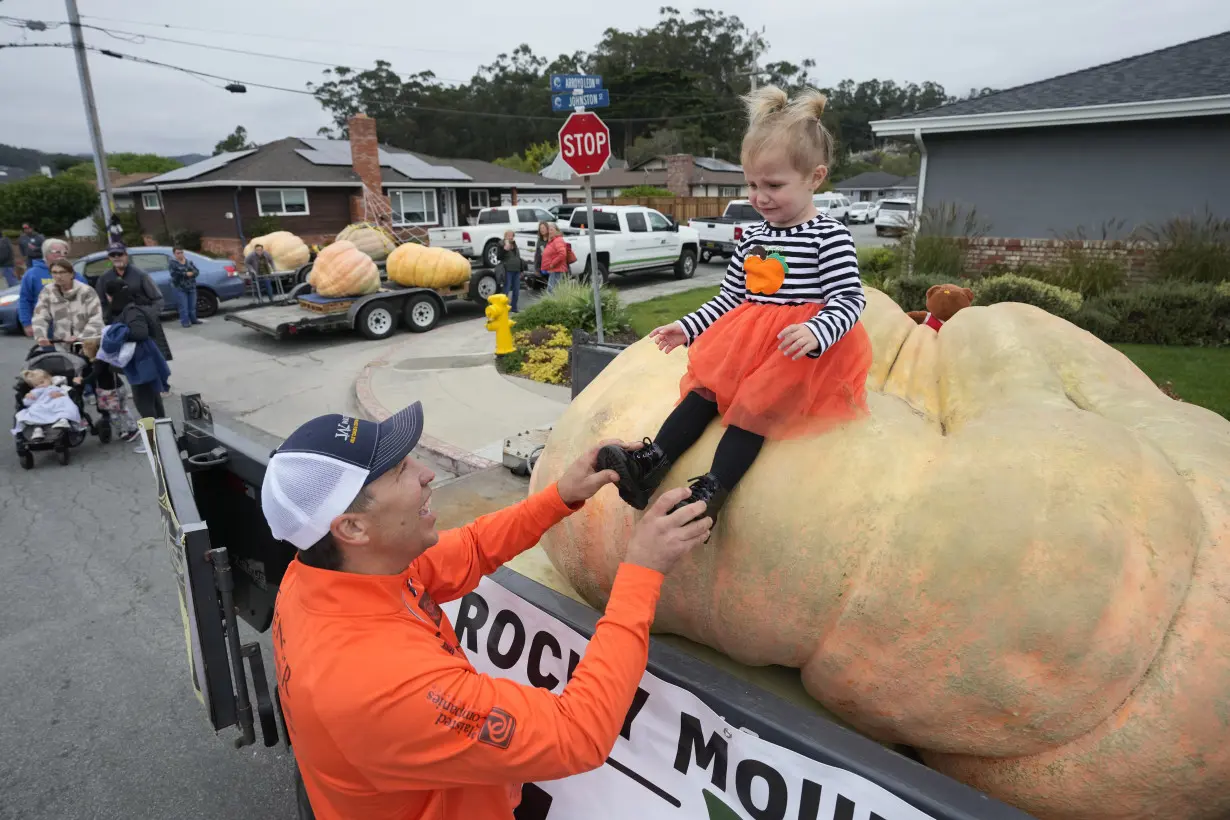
262,402,424,549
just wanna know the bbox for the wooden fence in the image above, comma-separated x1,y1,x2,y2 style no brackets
591,196,730,224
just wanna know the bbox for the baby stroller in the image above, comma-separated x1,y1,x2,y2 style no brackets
13,343,110,468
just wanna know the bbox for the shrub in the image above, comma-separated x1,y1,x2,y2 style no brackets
882,272,966,313
617,185,675,197
897,202,992,280
857,246,898,287
973,274,1083,320
1139,211,1230,284
514,280,628,335
1085,283,1230,346
1041,247,1126,298
506,324,572,385
153,228,203,251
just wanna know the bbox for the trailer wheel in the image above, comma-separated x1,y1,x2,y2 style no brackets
403,294,440,333
356,302,398,340
470,271,499,305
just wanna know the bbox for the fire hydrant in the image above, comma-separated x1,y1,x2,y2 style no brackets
485,293,516,355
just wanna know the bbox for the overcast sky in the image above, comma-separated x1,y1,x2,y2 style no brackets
3,0,1228,157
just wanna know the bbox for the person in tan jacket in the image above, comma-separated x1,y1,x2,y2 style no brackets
32,259,104,350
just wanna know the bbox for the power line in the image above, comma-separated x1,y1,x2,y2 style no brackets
1,41,746,124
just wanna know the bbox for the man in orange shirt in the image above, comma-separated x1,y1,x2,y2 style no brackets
262,401,712,819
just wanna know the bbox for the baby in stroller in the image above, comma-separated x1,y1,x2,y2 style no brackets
14,368,81,441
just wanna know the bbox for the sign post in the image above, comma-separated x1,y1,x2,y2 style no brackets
553,75,612,343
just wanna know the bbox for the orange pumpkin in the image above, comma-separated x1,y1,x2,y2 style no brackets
308,240,380,297
528,286,1230,820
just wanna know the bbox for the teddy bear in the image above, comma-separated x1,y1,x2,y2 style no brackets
906,283,974,331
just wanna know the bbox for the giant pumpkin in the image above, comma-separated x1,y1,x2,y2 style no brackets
242,231,310,271
529,286,1230,820
308,240,380,297
386,242,471,289
335,222,397,261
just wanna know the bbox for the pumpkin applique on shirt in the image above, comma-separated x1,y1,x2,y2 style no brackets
744,245,790,295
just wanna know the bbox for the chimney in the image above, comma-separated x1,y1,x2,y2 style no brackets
347,113,390,225
665,154,694,197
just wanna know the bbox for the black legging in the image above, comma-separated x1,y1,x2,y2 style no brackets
655,390,765,490
131,382,166,420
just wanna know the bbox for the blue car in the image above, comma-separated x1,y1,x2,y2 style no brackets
0,283,20,333
74,247,247,319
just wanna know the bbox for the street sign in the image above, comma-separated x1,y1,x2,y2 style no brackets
550,73,603,92
552,89,610,112
557,111,611,177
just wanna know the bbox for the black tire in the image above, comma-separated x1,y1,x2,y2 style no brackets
469,271,499,305
403,294,440,333
355,301,398,340
699,249,713,264
482,240,501,268
293,763,315,820
581,260,609,285
196,288,219,318
19,450,33,470
875,227,885,236
673,249,697,280
295,263,313,285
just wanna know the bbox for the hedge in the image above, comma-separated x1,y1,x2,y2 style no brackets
1083,282,1230,346
512,280,629,335
974,274,1084,321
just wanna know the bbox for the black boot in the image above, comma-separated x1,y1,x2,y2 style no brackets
668,473,730,536
595,438,672,510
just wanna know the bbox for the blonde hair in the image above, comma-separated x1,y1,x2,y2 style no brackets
22,369,51,387
740,85,835,175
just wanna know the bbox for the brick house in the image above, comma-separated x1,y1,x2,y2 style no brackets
551,154,748,199
114,114,577,260
870,30,1230,277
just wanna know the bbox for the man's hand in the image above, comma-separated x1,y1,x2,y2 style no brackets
777,323,819,360
648,322,687,353
23,326,33,338
557,439,631,505
625,488,711,575
36,336,51,347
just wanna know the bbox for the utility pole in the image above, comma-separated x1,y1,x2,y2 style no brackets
66,0,113,225
746,27,765,93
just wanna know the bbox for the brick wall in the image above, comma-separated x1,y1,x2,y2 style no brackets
961,237,1160,285
348,113,391,225
665,154,694,197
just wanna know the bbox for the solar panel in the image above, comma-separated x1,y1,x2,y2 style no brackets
295,138,471,180
693,156,742,172
147,150,258,183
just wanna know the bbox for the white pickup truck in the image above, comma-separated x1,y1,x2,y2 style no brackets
688,200,763,263
427,205,557,268
518,205,700,283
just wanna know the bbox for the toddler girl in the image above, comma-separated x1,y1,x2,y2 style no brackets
13,368,81,442
597,86,873,529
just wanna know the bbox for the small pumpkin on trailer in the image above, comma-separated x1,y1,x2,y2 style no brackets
530,286,1230,820
334,222,398,262
307,240,381,298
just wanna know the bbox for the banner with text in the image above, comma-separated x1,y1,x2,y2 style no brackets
440,578,937,820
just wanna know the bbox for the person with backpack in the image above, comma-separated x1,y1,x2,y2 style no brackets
100,280,172,452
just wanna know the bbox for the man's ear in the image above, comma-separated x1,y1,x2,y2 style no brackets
330,512,370,548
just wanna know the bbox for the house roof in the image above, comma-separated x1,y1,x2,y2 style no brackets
0,165,35,184
833,171,909,190
873,30,1230,135
115,138,575,191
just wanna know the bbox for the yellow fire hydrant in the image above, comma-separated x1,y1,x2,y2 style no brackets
485,293,516,355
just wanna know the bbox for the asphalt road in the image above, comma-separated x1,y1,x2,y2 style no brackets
0,336,297,820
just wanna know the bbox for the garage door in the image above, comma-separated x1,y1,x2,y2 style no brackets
516,192,563,207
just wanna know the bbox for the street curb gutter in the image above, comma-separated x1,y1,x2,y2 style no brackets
354,347,500,476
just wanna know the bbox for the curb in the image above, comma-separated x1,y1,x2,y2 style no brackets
354,346,500,476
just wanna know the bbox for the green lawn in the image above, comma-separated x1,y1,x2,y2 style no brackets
1112,344,1230,419
625,291,1229,419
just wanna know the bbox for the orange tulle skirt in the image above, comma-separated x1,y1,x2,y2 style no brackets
678,301,873,440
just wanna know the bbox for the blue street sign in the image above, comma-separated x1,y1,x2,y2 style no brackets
552,89,610,112
550,73,603,92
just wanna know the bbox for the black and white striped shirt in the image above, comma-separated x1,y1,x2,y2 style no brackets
677,215,865,358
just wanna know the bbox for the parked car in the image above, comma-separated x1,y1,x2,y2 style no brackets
518,205,700,284
813,193,851,223
874,198,916,237
847,201,874,224
73,247,246,318
688,200,763,263
0,283,19,333
427,205,557,267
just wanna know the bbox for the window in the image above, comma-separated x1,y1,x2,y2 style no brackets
477,209,511,224
257,188,309,216
726,203,761,221
517,209,540,223
718,186,740,198
880,201,912,212
647,211,673,232
571,210,620,231
469,189,490,209
390,189,438,225
142,192,161,210
625,212,647,232
534,209,554,223
133,253,171,273
84,257,113,278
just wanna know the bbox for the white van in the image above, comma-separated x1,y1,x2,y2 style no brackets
874,198,915,237
813,193,851,224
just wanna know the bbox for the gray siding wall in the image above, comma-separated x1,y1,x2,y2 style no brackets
921,115,1230,239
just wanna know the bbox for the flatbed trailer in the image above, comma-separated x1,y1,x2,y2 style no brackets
225,267,500,341
140,375,1035,819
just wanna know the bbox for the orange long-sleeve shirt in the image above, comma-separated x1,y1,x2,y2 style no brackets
271,481,664,820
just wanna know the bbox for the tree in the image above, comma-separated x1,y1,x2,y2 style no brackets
492,140,557,173
0,175,97,235
214,125,257,155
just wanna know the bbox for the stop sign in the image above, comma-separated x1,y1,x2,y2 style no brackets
558,111,611,177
